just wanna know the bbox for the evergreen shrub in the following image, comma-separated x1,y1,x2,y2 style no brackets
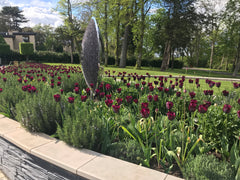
19,42,34,56
183,154,235,180
16,87,62,135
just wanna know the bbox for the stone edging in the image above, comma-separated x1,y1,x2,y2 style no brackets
0,114,182,180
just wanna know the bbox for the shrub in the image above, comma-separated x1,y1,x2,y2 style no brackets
16,87,62,135
107,140,144,165
183,154,235,180
57,100,104,151
0,44,10,55
19,42,34,56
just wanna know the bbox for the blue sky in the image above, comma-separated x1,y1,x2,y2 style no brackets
0,0,63,27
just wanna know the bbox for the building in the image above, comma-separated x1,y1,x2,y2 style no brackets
0,31,36,51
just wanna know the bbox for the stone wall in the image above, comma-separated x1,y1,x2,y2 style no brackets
0,137,86,180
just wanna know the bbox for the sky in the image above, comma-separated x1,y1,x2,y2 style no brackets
0,0,63,28
0,0,229,29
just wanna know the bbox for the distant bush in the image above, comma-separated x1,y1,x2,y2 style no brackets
19,43,34,56
0,44,10,55
30,51,80,64
107,56,184,69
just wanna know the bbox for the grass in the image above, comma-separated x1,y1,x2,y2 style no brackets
45,63,239,93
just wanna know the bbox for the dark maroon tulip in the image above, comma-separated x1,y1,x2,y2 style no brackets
154,81,158,85
127,83,131,88
158,87,163,91
106,94,112,99
57,76,61,80
160,82,164,87
189,79,193,83
112,104,120,113
216,82,221,88
86,88,90,95
100,92,105,98
135,83,140,89
195,78,199,84
50,83,54,88
68,97,74,103
116,98,123,105
18,78,22,83
133,99,138,104
90,83,94,88
74,82,79,87
238,98,240,105
196,84,200,88
141,108,150,118
153,95,158,102
105,84,111,91
166,101,173,110
67,75,70,78
149,86,154,91
0,88,2,92
237,110,240,118
60,89,64,94
57,81,61,86
51,79,54,83
176,91,181,97
105,99,113,107
209,81,215,88
198,104,208,113
233,83,239,89
190,99,197,104
171,85,175,89
142,81,146,86
223,104,232,113
117,88,122,93
141,102,149,109
147,95,153,102
81,95,88,102
164,88,169,93
208,90,213,95
222,90,229,96
148,83,152,87
188,103,197,112
179,83,183,88
3,78,7,82
126,96,133,103
189,91,196,99
167,111,176,120
54,94,61,102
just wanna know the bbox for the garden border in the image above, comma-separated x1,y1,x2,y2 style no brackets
0,114,182,180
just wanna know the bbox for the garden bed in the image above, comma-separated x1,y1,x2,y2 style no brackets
0,63,239,179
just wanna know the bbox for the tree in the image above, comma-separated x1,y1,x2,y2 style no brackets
223,0,240,76
0,6,28,31
159,0,197,71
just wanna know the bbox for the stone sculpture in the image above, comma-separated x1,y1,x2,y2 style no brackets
82,17,102,94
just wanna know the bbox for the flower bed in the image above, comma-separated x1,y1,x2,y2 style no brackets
0,63,239,179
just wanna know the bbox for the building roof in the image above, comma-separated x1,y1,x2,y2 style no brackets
0,32,36,38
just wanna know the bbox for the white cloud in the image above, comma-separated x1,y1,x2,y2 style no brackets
0,0,63,28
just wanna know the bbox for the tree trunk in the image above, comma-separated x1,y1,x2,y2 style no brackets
70,38,74,64
104,0,108,66
209,40,214,69
219,54,224,69
161,40,171,71
115,1,120,66
233,38,240,76
171,49,174,69
136,0,145,69
119,24,130,68
195,31,200,67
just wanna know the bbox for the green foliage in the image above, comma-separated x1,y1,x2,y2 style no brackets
0,35,6,44
108,140,144,165
57,100,104,151
16,87,62,135
19,42,34,56
0,44,10,55
183,154,235,180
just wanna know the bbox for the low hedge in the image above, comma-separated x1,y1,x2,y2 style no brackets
108,56,184,69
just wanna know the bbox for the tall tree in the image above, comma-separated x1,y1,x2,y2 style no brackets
0,6,28,31
159,0,197,71
224,0,240,76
